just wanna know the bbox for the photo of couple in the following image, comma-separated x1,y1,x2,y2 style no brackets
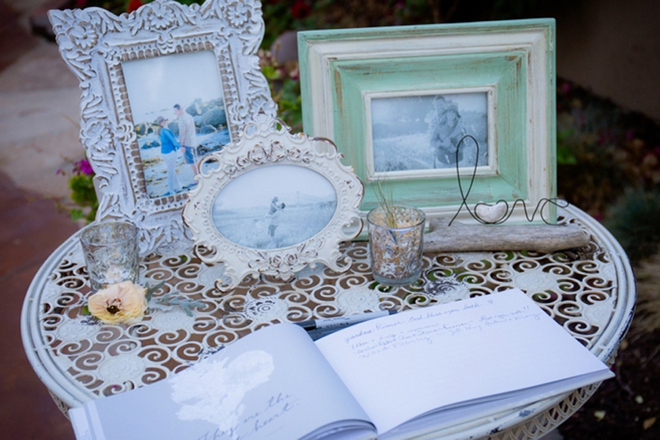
211,165,337,250
155,104,199,196
122,50,230,199
370,91,490,174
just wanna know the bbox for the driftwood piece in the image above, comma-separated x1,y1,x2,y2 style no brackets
424,218,591,254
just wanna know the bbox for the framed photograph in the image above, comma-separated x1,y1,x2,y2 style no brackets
298,19,556,224
369,90,491,177
49,0,277,255
184,116,364,291
122,50,229,199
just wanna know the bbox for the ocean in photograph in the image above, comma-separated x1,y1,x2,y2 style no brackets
372,120,487,173
213,199,337,250
140,130,229,198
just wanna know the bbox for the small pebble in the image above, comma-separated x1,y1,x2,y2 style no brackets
643,417,656,430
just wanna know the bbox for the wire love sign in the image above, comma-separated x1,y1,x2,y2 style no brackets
448,135,568,226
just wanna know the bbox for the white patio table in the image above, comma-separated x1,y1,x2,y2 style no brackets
21,204,635,439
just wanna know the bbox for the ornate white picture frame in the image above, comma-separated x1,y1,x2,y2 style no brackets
184,116,364,291
49,0,277,255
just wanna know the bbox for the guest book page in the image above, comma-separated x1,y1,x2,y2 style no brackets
315,288,614,436
70,324,374,440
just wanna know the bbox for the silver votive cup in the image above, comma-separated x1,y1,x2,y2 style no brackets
367,205,426,286
80,221,139,292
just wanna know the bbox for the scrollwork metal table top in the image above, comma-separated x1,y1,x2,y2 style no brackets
21,204,636,439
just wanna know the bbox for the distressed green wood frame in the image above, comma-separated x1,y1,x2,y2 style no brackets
298,19,556,224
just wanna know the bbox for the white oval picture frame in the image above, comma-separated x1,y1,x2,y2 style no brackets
184,116,364,291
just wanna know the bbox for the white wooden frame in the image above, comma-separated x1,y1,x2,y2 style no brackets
49,0,277,256
183,115,364,291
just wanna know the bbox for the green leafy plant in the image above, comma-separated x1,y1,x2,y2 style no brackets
555,78,660,219
259,49,302,131
56,157,98,223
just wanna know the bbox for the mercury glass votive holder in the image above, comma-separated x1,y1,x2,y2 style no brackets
80,220,139,292
367,205,426,286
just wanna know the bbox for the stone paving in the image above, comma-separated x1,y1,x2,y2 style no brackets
0,1,78,438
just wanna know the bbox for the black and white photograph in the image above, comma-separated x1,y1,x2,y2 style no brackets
212,165,338,250
370,92,489,173
123,50,230,199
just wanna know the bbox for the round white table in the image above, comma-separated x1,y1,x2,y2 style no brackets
21,204,636,439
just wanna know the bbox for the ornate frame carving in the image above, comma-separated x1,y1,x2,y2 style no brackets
48,0,277,255
183,116,364,291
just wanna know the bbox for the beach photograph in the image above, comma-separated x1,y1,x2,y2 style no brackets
122,50,230,198
212,165,337,250
370,91,490,174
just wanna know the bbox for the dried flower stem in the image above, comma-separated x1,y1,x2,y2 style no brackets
374,180,398,228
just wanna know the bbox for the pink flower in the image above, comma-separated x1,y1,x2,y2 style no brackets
87,281,148,325
74,159,94,175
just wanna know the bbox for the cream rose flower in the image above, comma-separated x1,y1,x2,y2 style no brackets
87,281,148,324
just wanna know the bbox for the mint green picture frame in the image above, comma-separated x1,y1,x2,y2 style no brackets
298,19,556,224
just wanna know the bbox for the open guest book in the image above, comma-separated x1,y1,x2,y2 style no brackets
70,289,613,439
